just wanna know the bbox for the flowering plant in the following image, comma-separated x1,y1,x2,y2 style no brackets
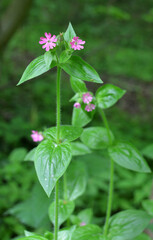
16,23,151,240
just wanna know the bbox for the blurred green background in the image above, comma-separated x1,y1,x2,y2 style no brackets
0,0,153,239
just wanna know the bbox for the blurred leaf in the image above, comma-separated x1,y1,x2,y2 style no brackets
96,84,126,109
24,148,36,162
81,127,114,149
9,148,27,162
18,236,47,240
43,125,83,142
142,199,153,216
71,141,91,156
133,233,151,240
78,209,93,225
49,199,75,226
109,142,151,173
61,56,103,84
70,76,87,93
107,210,152,240
142,143,153,160
71,224,103,240
8,184,52,228
66,161,87,200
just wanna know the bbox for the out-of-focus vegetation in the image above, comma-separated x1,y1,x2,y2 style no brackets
0,0,153,239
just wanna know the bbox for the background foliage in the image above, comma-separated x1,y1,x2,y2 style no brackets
0,0,153,239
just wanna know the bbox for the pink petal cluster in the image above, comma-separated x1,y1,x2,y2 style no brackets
82,92,93,104
85,104,96,112
80,222,86,226
74,102,81,109
70,36,85,50
31,131,44,142
39,32,57,51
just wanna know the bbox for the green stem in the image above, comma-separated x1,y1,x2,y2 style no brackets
54,65,61,240
99,109,114,237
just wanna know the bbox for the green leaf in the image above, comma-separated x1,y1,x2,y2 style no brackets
64,22,76,43
108,142,151,173
72,105,95,128
142,143,153,160
58,226,76,240
60,50,71,63
71,141,91,156
107,210,151,240
18,236,47,240
133,233,152,240
96,84,126,109
142,199,153,216
34,140,72,197
66,161,87,200
70,76,87,93
24,231,35,237
24,148,36,161
49,199,75,226
61,56,103,84
44,51,53,68
44,232,54,240
9,148,27,162
80,127,114,149
78,209,93,225
71,224,103,240
8,183,52,228
17,55,56,85
43,125,83,142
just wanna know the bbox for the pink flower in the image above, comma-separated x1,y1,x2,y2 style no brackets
39,32,57,51
82,92,93,104
74,102,81,109
70,36,85,50
31,131,44,142
85,104,95,112
80,222,86,226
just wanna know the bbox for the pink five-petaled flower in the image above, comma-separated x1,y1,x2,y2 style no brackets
70,36,85,50
74,102,81,109
80,222,86,226
85,104,96,112
82,92,93,104
39,32,57,51
31,131,44,142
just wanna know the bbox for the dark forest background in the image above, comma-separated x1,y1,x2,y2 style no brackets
0,0,153,239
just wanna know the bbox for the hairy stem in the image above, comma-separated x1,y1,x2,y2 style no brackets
99,109,114,237
54,66,61,240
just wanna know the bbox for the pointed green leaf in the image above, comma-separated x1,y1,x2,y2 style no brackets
96,84,126,109
64,22,76,43
71,225,103,240
34,140,72,197
49,199,75,226
133,233,152,240
44,51,53,68
58,227,76,240
17,55,56,85
71,141,92,156
70,76,87,93
107,210,152,240
108,142,151,173
43,125,83,142
81,127,114,149
72,105,95,128
61,56,103,84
